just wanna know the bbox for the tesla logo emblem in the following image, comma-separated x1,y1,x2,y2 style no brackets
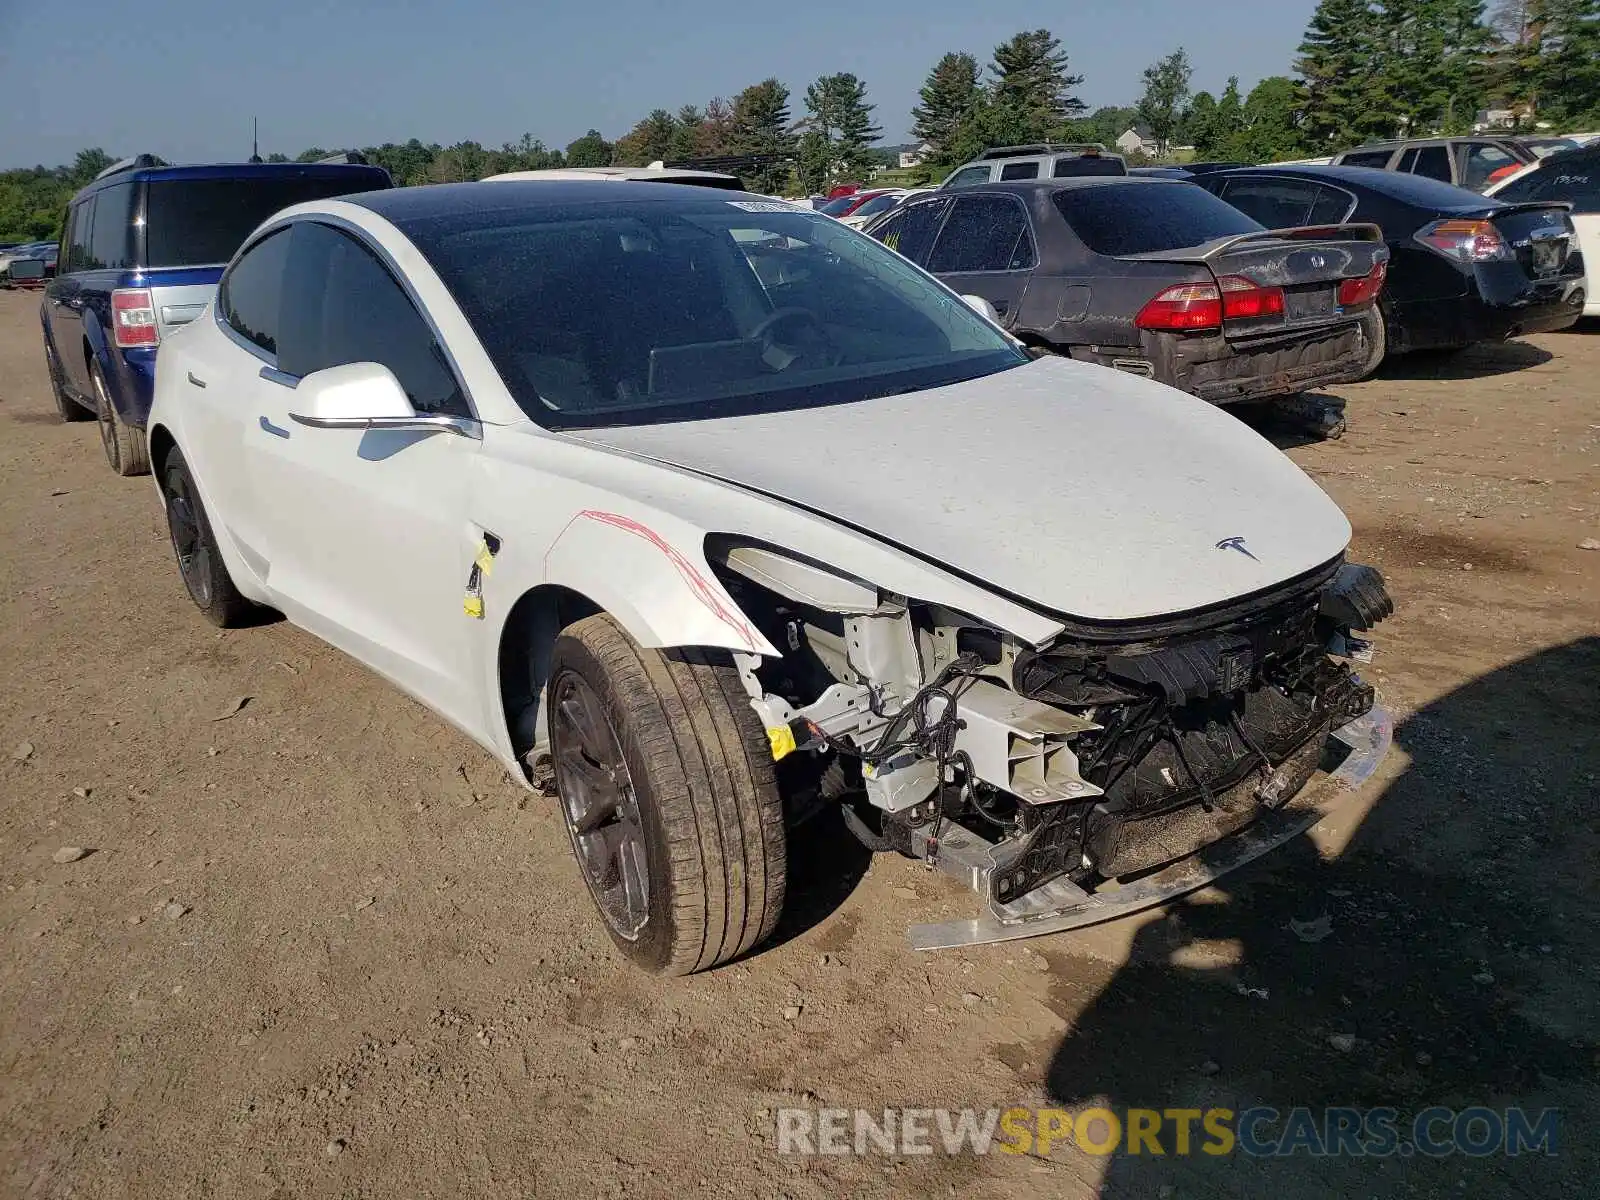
1216,536,1259,561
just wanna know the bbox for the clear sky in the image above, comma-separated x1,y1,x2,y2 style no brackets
0,0,1320,169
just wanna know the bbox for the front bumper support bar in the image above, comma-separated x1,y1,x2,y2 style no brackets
905,707,1393,951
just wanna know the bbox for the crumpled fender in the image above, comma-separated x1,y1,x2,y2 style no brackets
493,501,779,658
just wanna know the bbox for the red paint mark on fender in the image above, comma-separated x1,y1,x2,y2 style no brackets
553,510,762,652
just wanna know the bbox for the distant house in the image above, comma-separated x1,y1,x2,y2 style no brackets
1116,125,1157,156
1473,106,1524,133
898,142,934,169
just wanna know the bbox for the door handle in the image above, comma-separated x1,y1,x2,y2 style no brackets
187,372,207,388
258,415,291,439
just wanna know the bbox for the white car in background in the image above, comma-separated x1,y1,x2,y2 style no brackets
144,179,1392,975
1487,144,1600,317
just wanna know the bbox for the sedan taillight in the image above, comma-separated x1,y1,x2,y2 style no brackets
1415,219,1511,264
1337,260,1388,308
1135,283,1223,330
111,288,159,348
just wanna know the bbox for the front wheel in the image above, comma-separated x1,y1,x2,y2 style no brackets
548,614,787,975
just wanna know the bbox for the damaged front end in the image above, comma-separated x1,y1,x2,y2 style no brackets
712,540,1394,949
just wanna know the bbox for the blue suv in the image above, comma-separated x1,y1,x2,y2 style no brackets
42,155,392,475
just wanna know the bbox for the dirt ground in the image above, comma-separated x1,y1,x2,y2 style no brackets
1,290,1596,1200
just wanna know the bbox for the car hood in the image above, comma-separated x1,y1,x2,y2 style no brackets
566,357,1351,621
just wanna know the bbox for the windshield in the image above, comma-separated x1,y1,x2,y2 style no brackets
403,197,1026,429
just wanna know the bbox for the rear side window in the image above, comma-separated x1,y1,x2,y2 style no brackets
1218,179,1319,228
873,198,948,265
944,166,992,189
1053,156,1125,177
927,195,1034,272
144,173,389,268
1053,183,1261,256
276,221,469,417
63,199,93,272
87,183,135,270
1494,152,1600,213
1341,150,1395,169
1411,145,1453,182
1308,186,1355,224
1460,143,1518,191
999,161,1039,180
218,227,292,356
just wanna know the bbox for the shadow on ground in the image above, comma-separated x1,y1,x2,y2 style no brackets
1377,340,1553,380
1040,637,1600,1197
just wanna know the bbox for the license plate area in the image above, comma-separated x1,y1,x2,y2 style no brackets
1529,237,1566,277
1285,285,1337,322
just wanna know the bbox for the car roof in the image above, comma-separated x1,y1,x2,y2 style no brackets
925,177,1185,197
345,178,775,223
74,160,390,199
1207,163,1496,208
484,166,742,185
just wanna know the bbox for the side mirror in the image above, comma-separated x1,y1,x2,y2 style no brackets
286,361,479,439
6,258,45,284
961,293,1001,323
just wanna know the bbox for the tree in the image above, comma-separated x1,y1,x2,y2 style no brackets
1381,0,1494,135
1530,0,1600,122
614,110,677,165
1297,0,1386,146
1136,49,1193,156
68,148,115,185
1183,91,1219,154
1231,76,1308,160
294,147,329,163
911,52,982,158
565,129,614,168
988,29,1086,143
801,72,881,187
696,97,738,158
729,79,795,192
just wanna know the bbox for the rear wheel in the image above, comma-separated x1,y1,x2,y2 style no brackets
160,447,254,627
91,359,149,476
44,336,91,421
548,614,787,975
1355,304,1388,380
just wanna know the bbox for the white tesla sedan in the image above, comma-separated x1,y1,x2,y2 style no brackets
147,181,1393,973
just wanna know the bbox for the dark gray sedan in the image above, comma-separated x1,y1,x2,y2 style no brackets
864,178,1390,407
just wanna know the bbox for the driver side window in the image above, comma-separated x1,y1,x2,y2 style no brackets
277,221,471,418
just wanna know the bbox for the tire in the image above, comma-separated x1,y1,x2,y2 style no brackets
548,614,786,975
91,358,149,476
44,335,91,422
159,447,255,627
1355,303,1388,380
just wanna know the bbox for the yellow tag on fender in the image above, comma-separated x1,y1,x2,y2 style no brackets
767,725,797,761
474,541,495,575
462,594,484,619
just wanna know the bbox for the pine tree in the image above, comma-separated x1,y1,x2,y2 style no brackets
1297,0,1386,146
1136,49,1193,157
988,29,1086,142
911,52,982,154
614,110,678,166
1535,0,1600,121
730,80,795,192
1382,0,1493,135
